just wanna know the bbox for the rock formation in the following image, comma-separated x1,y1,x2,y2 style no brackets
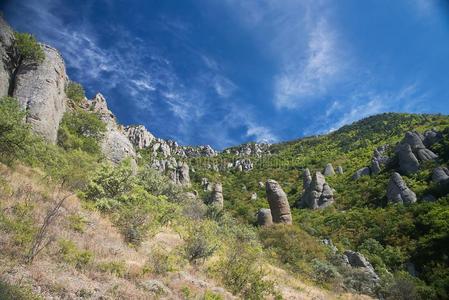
256,208,273,226
343,250,380,293
299,172,335,209
323,163,335,176
13,44,68,143
352,145,390,179
386,172,417,204
265,180,292,224
0,15,13,98
396,131,437,175
224,142,271,157
90,93,136,165
432,167,449,184
303,168,312,189
124,125,155,150
423,129,442,147
250,192,257,201
173,162,191,186
336,166,344,174
352,167,371,180
209,183,224,210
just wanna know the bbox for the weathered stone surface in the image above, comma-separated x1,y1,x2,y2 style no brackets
224,142,271,157
256,208,273,226
209,183,224,210
250,192,258,201
13,44,68,143
396,143,420,175
299,172,335,209
371,145,389,174
396,132,438,175
352,167,371,180
0,15,13,98
124,125,155,149
343,250,380,290
90,93,136,164
174,162,190,186
323,163,335,176
387,172,417,204
336,166,344,174
432,167,449,184
258,181,265,189
233,158,253,171
265,179,292,224
423,129,442,147
303,168,312,189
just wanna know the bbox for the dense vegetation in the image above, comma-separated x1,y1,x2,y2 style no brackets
1,89,448,299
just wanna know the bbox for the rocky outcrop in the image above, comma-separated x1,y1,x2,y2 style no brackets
124,125,155,150
173,162,191,186
387,172,417,204
265,180,292,224
352,145,390,180
233,158,253,172
432,167,449,184
423,129,442,147
299,172,335,209
343,250,380,294
183,145,217,157
352,167,371,180
209,183,224,210
13,44,68,143
256,208,273,227
303,168,312,189
336,166,344,174
90,93,136,164
250,192,257,201
396,131,438,175
224,142,271,157
323,163,335,176
0,15,14,98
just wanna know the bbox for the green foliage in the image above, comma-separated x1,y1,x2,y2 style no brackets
13,32,45,64
183,221,218,263
0,280,42,300
57,110,106,155
0,202,37,249
0,97,31,164
98,260,126,277
65,82,86,104
67,214,87,233
58,239,93,269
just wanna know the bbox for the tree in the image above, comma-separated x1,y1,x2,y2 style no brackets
65,82,86,103
13,32,45,64
0,96,30,163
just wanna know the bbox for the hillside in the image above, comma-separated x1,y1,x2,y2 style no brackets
1,14,449,300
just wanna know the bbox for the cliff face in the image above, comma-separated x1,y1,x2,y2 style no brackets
0,15,14,98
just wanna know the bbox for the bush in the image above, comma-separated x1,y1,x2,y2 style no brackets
14,32,45,64
0,96,31,163
98,260,126,277
0,280,42,300
57,110,106,155
58,239,93,269
65,82,85,103
183,221,218,263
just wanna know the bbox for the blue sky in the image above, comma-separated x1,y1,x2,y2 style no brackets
2,0,449,149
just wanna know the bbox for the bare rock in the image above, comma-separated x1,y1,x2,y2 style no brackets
13,44,68,143
336,166,344,174
343,250,380,292
396,143,420,175
209,183,224,210
0,15,14,98
124,125,155,149
432,167,449,184
250,192,258,201
299,172,335,209
256,208,273,226
396,131,437,175
423,129,442,147
371,145,389,174
265,179,292,224
303,168,312,189
323,163,335,176
174,162,191,186
387,172,417,204
352,167,371,180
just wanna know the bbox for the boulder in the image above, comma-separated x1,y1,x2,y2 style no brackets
0,15,14,98
13,44,68,143
396,143,420,175
323,163,335,176
352,167,371,180
336,166,344,174
174,162,190,186
432,167,449,184
299,172,334,209
258,181,265,189
387,172,417,204
303,168,312,189
343,250,380,285
256,208,273,226
265,179,292,224
250,192,258,201
371,145,389,174
209,183,224,210
423,129,442,147
90,93,136,165
123,125,155,149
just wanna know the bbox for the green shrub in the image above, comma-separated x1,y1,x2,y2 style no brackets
0,202,36,249
65,82,85,103
57,111,106,155
0,280,42,300
98,260,126,277
13,32,45,64
67,214,87,233
0,96,31,164
183,221,218,263
58,239,93,269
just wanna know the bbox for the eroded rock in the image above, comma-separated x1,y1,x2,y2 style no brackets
299,172,335,209
323,163,335,176
432,167,449,184
256,208,273,227
265,179,292,224
387,172,417,204
352,167,371,180
209,183,224,210
124,125,155,150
